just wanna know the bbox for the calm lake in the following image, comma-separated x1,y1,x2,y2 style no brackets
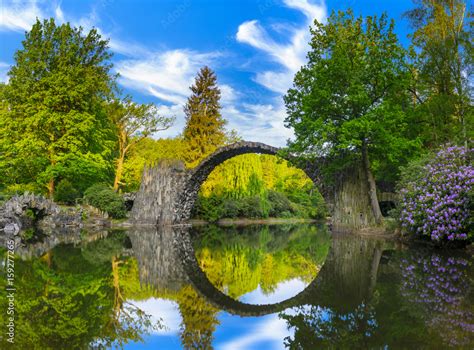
1,223,473,349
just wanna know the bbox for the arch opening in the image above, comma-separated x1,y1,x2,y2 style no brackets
177,141,323,223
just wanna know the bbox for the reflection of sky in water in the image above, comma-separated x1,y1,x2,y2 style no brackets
120,278,309,349
239,278,308,304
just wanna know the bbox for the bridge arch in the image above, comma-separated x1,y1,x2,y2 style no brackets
176,141,318,222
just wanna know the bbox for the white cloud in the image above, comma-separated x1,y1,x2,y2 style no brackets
54,4,65,23
221,98,294,147
129,298,182,335
0,0,43,32
237,0,327,93
218,315,290,350
239,278,309,304
116,49,220,105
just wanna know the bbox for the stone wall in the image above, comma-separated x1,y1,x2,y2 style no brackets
130,160,189,225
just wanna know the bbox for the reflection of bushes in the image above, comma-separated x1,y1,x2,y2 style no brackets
399,251,473,347
80,230,130,265
191,224,331,298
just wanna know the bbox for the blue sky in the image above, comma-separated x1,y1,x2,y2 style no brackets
0,0,414,146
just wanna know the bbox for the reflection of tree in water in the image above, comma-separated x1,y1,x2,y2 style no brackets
176,285,220,350
281,303,378,349
191,224,330,299
399,251,474,347
0,231,163,349
281,241,474,349
279,233,385,348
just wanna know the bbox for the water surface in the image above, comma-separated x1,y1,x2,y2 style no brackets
0,223,473,349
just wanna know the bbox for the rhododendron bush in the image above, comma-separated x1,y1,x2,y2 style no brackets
398,146,473,243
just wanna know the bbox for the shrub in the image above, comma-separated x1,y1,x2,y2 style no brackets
192,194,223,222
54,179,80,204
398,145,473,243
221,199,241,218
239,196,270,218
268,190,293,217
84,183,126,219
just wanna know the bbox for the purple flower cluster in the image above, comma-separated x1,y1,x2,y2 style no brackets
399,145,474,242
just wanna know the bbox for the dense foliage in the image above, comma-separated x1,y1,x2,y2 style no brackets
0,19,117,196
398,145,473,242
192,154,327,221
284,10,423,224
84,183,126,219
405,0,472,147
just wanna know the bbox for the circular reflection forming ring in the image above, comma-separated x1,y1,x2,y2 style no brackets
173,226,324,317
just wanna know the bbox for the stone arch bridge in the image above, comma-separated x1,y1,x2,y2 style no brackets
131,141,378,228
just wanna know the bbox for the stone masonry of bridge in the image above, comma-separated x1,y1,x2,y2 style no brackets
131,141,379,229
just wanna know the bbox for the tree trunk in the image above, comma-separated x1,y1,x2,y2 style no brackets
361,141,383,225
47,178,55,198
113,152,125,191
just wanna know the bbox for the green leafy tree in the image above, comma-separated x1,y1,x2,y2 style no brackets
108,98,175,191
284,10,419,225
183,66,226,168
0,19,116,197
405,0,472,148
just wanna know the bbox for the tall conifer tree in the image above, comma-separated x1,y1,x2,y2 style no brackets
183,66,226,168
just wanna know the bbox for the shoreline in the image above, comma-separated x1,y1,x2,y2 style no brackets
188,217,324,226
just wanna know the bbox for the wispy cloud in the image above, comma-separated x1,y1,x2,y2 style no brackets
116,49,220,106
218,315,290,350
237,0,326,94
0,0,43,32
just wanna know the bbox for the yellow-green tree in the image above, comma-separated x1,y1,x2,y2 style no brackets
405,0,472,147
107,98,174,191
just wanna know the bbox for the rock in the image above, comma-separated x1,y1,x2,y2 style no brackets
0,193,82,234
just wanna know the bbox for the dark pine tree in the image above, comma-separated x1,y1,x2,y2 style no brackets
183,66,226,168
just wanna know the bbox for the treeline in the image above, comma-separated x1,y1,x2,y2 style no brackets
0,1,472,227
0,25,324,220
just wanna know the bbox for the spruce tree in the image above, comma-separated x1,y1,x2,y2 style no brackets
183,66,226,168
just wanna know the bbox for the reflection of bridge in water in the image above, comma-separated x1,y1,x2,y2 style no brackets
127,225,393,316
9,224,393,316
